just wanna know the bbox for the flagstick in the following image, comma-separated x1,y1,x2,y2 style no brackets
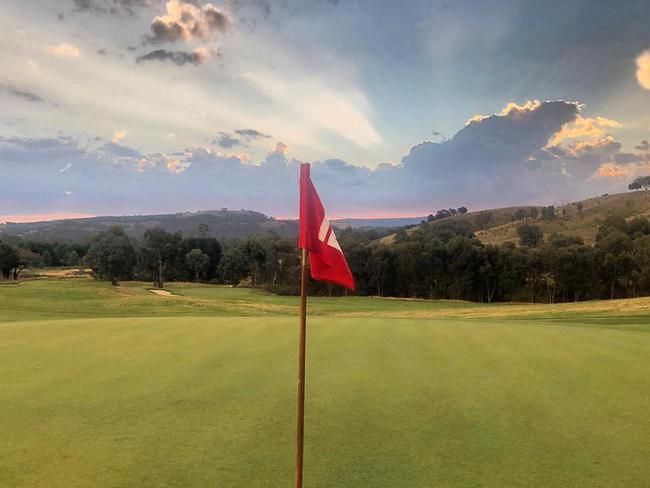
295,247,308,488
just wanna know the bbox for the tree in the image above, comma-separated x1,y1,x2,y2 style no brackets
180,236,222,281
517,224,543,248
479,245,508,302
186,249,210,282
547,233,583,248
66,250,80,266
550,245,595,301
628,175,650,191
220,247,249,285
596,215,629,241
513,208,527,221
366,244,395,297
12,247,43,280
457,206,468,214
541,205,555,220
141,228,182,288
628,217,650,238
0,242,19,279
519,247,543,302
632,235,650,296
198,223,209,236
240,238,266,286
596,231,632,299
85,226,136,286
474,211,493,230
529,207,538,219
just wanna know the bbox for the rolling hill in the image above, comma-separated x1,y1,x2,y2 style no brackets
331,216,427,228
0,210,412,243
381,190,650,246
0,210,299,243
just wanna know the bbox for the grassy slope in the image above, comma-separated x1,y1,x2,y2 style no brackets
380,190,650,246
477,190,650,246
1,279,649,487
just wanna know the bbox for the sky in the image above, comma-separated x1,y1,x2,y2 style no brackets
1,0,650,221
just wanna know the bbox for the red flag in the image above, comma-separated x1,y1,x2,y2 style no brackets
299,163,355,290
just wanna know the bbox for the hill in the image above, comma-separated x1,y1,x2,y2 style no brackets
477,191,650,246
332,216,427,228
381,191,650,246
0,210,298,243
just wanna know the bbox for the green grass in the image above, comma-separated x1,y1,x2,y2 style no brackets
1,278,649,487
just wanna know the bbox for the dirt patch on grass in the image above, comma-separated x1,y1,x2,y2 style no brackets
336,296,650,320
149,289,176,297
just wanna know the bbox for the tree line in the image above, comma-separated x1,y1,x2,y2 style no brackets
3,215,650,303
330,215,650,303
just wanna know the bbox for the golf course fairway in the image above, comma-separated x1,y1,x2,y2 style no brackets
1,279,649,487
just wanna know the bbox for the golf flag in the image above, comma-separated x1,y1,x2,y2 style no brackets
299,163,355,290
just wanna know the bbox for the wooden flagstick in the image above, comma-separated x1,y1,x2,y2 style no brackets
295,247,308,488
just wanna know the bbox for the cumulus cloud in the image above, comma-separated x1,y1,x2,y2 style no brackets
270,141,288,156
111,130,127,143
0,83,44,103
594,164,635,178
0,100,645,216
549,114,621,146
566,137,621,157
46,43,81,58
147,0,230,44
136,47,212,65
636,50,650,90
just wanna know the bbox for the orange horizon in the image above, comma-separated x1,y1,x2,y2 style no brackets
1,210,428,225
0,213,95,224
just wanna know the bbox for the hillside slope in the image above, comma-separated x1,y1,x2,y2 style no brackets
477,191,650,245
381,191,650,246
0,210,298,243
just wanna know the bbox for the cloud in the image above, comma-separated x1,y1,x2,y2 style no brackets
111,130,127,143
0,101,643,216
465,101,545,125
46,43,81,58
0,84,44,103
136,47,212,65
549,114,621,146
270,141,288,156
636,50,650,90
235,128,270,139
214,132,242,148
594,164,634,178
594,159,650,180
72,0,153,16
242,70,381,147
212,128,270,148
636,140,650,151
566,137,621,157
147,0,230,43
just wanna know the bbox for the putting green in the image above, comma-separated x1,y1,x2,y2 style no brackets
1,280,649,487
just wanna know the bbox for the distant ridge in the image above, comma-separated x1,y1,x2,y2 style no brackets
332,217,427,228
0,209,427,243
0,209,297,243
